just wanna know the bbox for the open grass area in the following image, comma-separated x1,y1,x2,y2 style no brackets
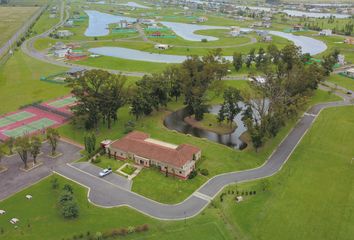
218,105,354,240
0,174,232,240
0,6,39,47
121,164,137,175
32,7,59,35
185,113,236,135
0,50,69,115
327,74,354,92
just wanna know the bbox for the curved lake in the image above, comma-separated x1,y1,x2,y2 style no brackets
164,105,248,150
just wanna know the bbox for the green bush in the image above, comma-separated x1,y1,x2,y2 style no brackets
92,157,101,164
200,168,209,176
188,170,198,179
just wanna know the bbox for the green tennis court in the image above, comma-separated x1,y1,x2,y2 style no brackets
0,111,35,128
3,118,57,138
48,96,76,108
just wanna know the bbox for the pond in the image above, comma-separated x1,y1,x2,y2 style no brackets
163,105,248,150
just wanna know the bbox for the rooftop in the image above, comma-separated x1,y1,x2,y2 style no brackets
110,131,200,168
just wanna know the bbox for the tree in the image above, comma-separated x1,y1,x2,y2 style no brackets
232,52,243,71
0,143,5,167
267,44,280,64
29,136,41,164
219,87,243,125
58,185,79,219
84,133,96,155
164,65,183,101
5,137,15,155
46,128,60,156
246,48,255,68
67,70,128,130
15,135,31,169
255,47,266,69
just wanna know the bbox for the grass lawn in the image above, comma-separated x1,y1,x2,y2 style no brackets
218,105,354,240
93,155,125,172
185,113,236,135
0,6,38,47
121,164,137,175
0,174,232,240
59,84,340,203
327,74,354,92
0,51,69,115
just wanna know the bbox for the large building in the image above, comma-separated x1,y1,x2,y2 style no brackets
106,131,201,179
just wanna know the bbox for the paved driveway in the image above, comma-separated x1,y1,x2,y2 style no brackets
0,140,82,201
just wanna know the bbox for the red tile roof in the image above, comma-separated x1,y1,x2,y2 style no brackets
110,131,200,168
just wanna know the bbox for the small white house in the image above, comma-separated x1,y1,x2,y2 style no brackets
338,54,345,65
262,35,272,42
54,48,71,58
154,44,170,50
344,68,354,78
57,30,73,38
319,29,332,36
230,26,241,37
197,17,208,23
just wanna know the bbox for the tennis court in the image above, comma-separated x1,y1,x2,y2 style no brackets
47,96,76,108
0,111,35,128
3,118,57,138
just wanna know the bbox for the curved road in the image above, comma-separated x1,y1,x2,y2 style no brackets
54,88,353,220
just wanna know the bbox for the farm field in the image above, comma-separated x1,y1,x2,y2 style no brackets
0,6,39,47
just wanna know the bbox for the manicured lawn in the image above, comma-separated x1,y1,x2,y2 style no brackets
0,7,38,47
327,74,354,92
121,164,137,175
0,51,69,115
218,105,354,240
93,155,125,172
0,174,232,240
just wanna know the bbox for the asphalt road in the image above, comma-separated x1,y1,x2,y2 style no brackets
53,91,353,220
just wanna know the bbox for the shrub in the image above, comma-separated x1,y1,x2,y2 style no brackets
51,177,59,189
119,228,128,236
92,157,101,164
61,200,79,219
200,168,209,176
201,38,208,42
127,226,135,233
188,170,198,179
124,120,136,133
141,224,149,231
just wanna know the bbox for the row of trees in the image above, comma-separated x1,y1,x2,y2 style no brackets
131,49,228,121
0,128,60,169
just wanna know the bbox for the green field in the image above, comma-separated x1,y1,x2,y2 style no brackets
219,105,354,240
0,51,69,115
327,74,354,92
0,6,38,47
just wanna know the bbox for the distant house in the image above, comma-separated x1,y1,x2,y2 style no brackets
256,30,269,36
293,24,303,31
262,21,272,28
64,20,74,27
338,54,345,65
67,67,86,78
106,131,202,179
319,29,332,36
57,30,73,38
53,48,71,58
51,42,67,50
154,44,170,50
197,16,208,23
344,68,354,78
262,35,272,42
344,37,354,45
230,26,241,37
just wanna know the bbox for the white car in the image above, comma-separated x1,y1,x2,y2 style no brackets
99,168,112,177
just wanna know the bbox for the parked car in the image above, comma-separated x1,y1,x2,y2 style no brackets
99,168,112,177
